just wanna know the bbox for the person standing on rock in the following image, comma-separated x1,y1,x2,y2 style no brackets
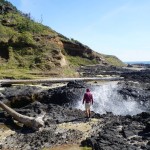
82,88,93,118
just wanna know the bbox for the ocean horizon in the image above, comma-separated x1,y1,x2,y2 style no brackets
124,61,150,64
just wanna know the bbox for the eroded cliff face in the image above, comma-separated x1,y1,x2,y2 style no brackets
31,34,68,68
62,40,105,63
0,0,125,79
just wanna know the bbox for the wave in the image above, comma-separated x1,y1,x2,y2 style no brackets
76,81,146,116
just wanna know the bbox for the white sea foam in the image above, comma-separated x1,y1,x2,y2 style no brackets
76,81,145,116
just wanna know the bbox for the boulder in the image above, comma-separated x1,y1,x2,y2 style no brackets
1,86,42,108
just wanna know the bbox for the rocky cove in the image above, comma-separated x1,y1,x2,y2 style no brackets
0,65,150,150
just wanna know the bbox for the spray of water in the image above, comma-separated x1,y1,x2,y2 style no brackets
76,81,145,116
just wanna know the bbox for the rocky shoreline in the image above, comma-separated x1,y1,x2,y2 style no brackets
0,65,150,150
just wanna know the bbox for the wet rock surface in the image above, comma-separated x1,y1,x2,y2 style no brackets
0,65,150,150
121,70,150,83
78,65,126,77
0,100,84,149
118,81,150,109
0,86,42,108
3,127,83,150
78,65,150,150
117,68,150,110
81,112,150,150
37,81,86,106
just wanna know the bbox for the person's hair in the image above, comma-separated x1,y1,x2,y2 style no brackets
86,88,90,92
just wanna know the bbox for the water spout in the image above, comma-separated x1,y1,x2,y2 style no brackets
77,81,145,116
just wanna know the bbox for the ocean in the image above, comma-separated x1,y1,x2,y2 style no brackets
125,61,150,64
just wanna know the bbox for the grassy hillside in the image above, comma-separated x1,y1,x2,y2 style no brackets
0,0,125,79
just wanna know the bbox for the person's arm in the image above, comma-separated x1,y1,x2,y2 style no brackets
91,94,93,105
82,94,85,104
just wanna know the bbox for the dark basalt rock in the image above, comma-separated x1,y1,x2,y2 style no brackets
3,127,83,150
1,100,86,150
78,65,127,77
0,68,150,149
0,111,6,123
121,70,150,83
15,101,87,124
78,63,150,81
143,121,150,133
1,102,150,150
0,81,87,108
1,86,42,108
118,81,150,109
0,100,88,125
81,112,150,150
37,81,89,106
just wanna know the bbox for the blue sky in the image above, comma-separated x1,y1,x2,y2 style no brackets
8,0,150,62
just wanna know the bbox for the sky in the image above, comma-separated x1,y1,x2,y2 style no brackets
7,0,150,62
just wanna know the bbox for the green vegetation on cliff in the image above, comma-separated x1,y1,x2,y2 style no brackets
0,0,125,79
102,54,125,67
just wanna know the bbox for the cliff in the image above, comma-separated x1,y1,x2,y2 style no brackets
0,0,125,79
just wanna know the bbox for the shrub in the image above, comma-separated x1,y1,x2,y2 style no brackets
0,23,17,42
67,56,98,67
18,31,36,46
7,46,18,68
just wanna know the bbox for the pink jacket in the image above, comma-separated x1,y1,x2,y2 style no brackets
83,91,93,104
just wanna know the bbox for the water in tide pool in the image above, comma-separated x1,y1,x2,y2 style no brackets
76,81,145,116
